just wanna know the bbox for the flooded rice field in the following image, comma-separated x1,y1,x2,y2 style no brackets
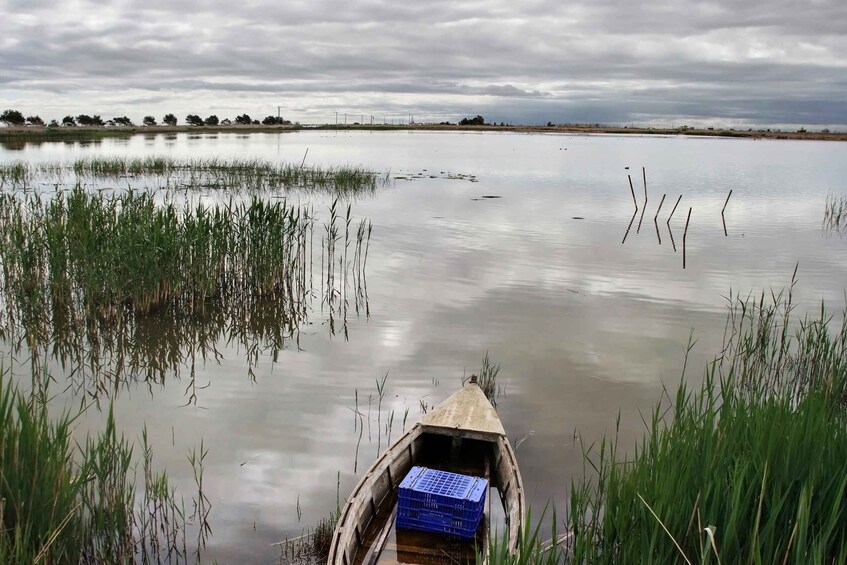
1,130,846,562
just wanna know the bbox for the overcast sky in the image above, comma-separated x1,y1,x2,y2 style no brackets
2,0,846,128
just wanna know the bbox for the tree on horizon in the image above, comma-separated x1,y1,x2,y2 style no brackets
1,109,26,126
163,113,178,126
459,115,486,126
75,115,106,126
262,115,290,125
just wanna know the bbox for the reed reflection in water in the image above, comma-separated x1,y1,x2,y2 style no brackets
0,187,372,404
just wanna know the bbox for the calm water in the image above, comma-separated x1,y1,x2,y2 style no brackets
2,131,847,562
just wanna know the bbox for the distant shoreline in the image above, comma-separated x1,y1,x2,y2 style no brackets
1,123,845,142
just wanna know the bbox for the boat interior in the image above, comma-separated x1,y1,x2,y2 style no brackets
353,432,500,565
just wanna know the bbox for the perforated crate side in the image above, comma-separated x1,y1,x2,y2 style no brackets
396,507,483,540
398,495,485,520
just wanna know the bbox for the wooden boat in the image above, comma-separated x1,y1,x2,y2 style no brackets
328,377,525,565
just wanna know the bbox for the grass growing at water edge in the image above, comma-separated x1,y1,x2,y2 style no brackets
562,278,847,564
484,276,847,564
0,369,206,563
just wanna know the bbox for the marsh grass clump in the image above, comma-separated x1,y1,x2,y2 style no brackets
0,157,386,195
0,162,30,187
0,188,371,400
564,275,847,564
477,352,502,404
824,192,847,237
486,508,563,565
309,511,339,559
278,509,340,564
0,187,311,328
0,370,199,563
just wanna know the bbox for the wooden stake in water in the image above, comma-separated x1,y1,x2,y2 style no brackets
683,207,692,269
722,189,733,215
622,208,638,244
642,166,648,204
721,190,732,236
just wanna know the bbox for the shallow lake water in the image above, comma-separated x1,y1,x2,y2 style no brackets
2,130,847,562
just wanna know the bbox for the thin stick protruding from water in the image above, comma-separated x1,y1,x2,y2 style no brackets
642,166,648,204
628,175,638,209
683,207,692,269
654,193,667,221
722,189,733,215
668,195,682,224
300,148,309,168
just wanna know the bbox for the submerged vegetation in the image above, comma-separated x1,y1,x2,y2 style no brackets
551,278,847,564
0,371,205,563
0,156,386,195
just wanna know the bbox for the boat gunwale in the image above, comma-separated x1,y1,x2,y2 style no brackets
328,425,424,565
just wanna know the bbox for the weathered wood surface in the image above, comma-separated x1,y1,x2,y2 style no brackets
328,428,423,565
328,382,524,564
420,384,505,441
496,434,525,553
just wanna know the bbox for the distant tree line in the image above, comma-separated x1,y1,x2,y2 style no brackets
1,108,292,128
459,115,486,126
3,108,513,129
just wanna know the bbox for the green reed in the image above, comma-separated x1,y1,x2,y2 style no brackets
0,188,371,402
486,508,563,565
0,157,386,195
563,275,847,564
824,193,847,236
0,370,202,563
0,162,30,187
477,351,501,404
0,188,310,327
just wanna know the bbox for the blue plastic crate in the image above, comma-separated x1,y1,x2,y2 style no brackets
396,507,482,539
396,466,487,539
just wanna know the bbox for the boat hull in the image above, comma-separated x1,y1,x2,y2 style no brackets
328,384,524,565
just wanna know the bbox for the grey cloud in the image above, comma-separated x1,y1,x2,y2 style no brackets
2,0,846,128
